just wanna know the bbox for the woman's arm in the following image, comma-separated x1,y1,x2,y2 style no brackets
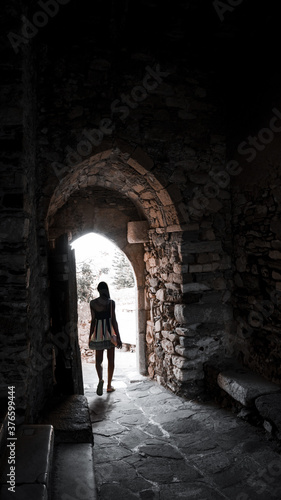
89,302,96,338
111,300,122,348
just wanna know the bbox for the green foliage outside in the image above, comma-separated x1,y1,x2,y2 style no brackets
112,250,135,289
76,262,96,302
76,250,134,302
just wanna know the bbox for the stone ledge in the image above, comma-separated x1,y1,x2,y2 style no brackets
0,424,54,489
0,484,47,500
217,366,281,407
40,395,93,444
52,443,97,500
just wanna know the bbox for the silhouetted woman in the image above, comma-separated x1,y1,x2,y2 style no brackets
89,282,122,395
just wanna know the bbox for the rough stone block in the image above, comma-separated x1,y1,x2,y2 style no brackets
181,241,222,254
40,395,92,443
173,366,203,382
173,263,181,274
149,277,159,288
217,368,281,407
174,346,203,363
162,331,177,342
175,327,194,337
255,393,281,436
189,264,203,273
170,272,183,284
145,173,163,192
149,257,159,267
202,263,220,272
0,217,29,243
161,339,175,354
155,319,162,332
148,352,156,364
182,283,211,293
166,224,182,232
174,303,232,325
175,345,198,359
172,355,191,369
127,221,149,243
146,323,154,344
156,189,173,206
156,288,165,302
270,250,281,260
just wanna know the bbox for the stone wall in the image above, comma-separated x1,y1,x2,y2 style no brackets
0,2,53,422
232,173,281,385
145,216,234,397
34,0,234,400
2,0,281,422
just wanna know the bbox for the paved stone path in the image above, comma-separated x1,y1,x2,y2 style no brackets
83,352,281,500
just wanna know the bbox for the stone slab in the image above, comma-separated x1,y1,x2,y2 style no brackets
40,395,92,443
0,484,47,500
0,425,54,488
52,443,97,500
181,240,222,254
127,220,149,243
255,393,281,435
174,303,232,325
217,368,281,407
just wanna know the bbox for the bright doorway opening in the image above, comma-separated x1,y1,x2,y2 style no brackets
70,233,137,376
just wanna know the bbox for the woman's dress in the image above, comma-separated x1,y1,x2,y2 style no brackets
90,300,113,350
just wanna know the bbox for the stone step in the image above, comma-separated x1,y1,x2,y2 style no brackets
217,366,281,407
40,395,93,444
0,424,54,499
40,394,97,499
52,443,97,500
0,484,48,500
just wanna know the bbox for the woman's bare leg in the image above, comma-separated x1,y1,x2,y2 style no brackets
107,347,115,390
95,350,104,381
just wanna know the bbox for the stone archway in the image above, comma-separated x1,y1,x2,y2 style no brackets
45,143,233,398
46,145,184,384
47,146,181,231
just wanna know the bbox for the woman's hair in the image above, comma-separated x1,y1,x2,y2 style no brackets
97,281,110,298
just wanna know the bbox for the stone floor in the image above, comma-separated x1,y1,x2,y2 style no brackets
83,351,281,500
